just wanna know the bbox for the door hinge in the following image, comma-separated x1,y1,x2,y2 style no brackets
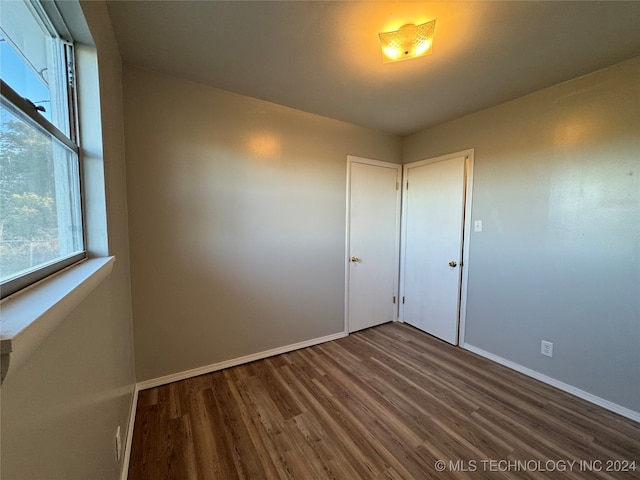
402,296,405,304
393,296,396,304
406,182,409,190
396,181,399,190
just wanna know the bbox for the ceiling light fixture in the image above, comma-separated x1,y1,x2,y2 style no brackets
378,19,436,63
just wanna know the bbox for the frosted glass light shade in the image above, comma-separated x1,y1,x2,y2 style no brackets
379,20,436,63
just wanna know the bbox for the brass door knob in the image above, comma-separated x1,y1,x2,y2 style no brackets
351,256,360,262
448,261,457,267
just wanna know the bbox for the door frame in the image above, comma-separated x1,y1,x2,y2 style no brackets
345,155,402,334
399,149,474,345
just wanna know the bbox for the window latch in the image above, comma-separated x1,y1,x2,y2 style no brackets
24,97,46,113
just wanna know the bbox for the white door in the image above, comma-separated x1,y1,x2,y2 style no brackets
346,156,401,333
400,153,470,344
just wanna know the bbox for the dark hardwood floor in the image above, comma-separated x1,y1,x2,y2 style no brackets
128,322,640,479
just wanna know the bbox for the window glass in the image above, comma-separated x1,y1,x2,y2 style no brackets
0,0,69,134
0,103,83,285
0,32,52,123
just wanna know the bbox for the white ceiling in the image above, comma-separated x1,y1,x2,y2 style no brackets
106,1,640,136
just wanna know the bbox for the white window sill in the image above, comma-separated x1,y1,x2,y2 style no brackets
0,256,115,384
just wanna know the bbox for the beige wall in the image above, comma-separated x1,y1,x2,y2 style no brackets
123,67,402,381
404,57,640,413
0,2,136,479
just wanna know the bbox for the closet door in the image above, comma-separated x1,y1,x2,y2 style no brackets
346,156,401,332
400,153,469,344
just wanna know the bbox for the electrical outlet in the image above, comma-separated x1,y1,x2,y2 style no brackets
541,340,553,357
115,426,122,462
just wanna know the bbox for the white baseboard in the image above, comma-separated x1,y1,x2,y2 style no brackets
463,343,640,423
136,330,348,391
120,384,139,480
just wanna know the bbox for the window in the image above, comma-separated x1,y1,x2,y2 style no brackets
0,0,84,298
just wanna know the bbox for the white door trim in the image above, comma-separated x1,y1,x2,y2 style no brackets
399,149,474,346
345,155,402,334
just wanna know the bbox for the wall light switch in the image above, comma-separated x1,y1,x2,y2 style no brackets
474,220,483,232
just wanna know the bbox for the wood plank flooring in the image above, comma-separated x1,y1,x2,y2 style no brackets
128,322,640,479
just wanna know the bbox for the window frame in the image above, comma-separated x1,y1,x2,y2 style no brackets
0,2,86,299
0,0,117,386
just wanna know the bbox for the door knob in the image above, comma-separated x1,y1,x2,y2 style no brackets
351,256,360,262
448,261,457,267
